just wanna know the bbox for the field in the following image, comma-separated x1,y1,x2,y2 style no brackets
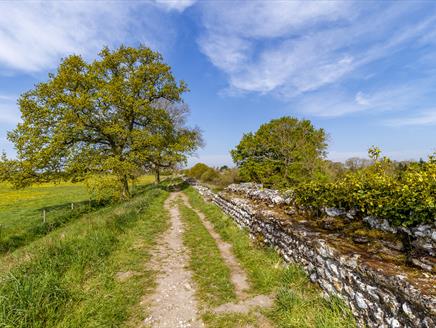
0,176,155,254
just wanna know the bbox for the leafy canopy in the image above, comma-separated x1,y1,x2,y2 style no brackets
6,45,201,197
231,116,327,188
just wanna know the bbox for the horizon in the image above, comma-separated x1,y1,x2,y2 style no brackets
1,1,436,168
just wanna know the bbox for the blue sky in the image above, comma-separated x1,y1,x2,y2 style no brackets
1,1,436,167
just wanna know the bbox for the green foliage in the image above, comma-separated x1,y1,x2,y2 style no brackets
85,175,123,202
231,116,328,189
5,45,201,198
187,163,211,179
185,163,241,188
200,168,220,182
294,150,436,227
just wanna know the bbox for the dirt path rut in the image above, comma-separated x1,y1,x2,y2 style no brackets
179,194,273,320
142,193,204,328
179,193,250,299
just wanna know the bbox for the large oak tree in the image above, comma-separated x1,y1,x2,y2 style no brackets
6,45,201,198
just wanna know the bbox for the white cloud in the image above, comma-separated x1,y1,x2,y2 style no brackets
154,0,196,12
200,1,351,39
295,80,434,117
0,1,171,73
197,1,436,103
385,110,436,127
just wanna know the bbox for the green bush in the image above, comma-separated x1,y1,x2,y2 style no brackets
187,163,210,179
293,151,436,227
200,168,220,182
185,163,241,188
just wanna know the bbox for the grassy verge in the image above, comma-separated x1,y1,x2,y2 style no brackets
183,187,355,328
178,202,236,308
0,185,168,328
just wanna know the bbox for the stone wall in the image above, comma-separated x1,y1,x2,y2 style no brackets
192,183,436,328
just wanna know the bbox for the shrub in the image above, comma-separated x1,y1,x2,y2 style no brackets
293,150,436,227
187,163,211,179
200,168,220,182
185,163,241,188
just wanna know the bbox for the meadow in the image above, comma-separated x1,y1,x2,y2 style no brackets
0,176,155,254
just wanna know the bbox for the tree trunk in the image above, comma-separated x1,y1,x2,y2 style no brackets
121,175,130,199
155,169,161,184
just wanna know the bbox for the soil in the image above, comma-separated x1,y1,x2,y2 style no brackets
141,193,204,328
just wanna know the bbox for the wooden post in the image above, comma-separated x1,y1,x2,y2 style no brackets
42,209,46,223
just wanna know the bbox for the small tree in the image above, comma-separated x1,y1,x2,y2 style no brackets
6,45,201,198
231,117,327,188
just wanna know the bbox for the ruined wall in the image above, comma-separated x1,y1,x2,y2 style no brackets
193,183,436,328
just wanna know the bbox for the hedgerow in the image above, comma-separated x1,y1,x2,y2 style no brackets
293,149,436,227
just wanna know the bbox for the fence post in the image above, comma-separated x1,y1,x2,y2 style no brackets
42,209,46,223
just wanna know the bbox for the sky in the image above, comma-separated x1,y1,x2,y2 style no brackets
0,0,436,167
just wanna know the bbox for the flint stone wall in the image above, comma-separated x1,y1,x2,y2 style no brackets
227,183,436,259
193,184,435,328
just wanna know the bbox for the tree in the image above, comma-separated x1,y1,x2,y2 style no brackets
6,45,201,198
231,117,327,188
136,100,202,183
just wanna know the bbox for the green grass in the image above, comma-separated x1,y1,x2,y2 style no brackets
179,202,236,308
0,182,90,252
183,187,355,328
0,185,169,328
0,176,155,254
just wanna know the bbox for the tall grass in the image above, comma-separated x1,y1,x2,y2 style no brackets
0,185,168,327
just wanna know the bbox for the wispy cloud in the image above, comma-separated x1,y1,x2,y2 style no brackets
154,0,196,12
0,1,175,73
295,82,430,117
197,1,436,107
385,110,436,127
